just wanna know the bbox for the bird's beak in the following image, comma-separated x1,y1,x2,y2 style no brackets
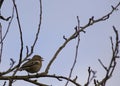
41,58,44,61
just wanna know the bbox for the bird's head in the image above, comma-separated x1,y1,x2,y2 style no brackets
32,55,44,61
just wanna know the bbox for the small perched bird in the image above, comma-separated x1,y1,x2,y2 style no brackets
20,55,43,73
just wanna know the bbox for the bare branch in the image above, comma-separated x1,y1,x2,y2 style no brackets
0,23,3,63
98,59,108,71
0,5,14,63
9,58,16,69
6,0,24,85
45,1,120,75
3,81,6,86
0,6,14,44
24,79,50,86
12,0,23,66
17,0,43,68
0,0,4,8
63,35,67,41
0,16,11,21
84,67,97,86
110,37,114,54
80,2,120,32
95,26,120,86
0,0,43,76
30,0,42,55
0,74,81,86
0,1,120,86
65,16,81,86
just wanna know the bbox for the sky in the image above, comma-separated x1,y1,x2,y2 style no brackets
0,0,120,86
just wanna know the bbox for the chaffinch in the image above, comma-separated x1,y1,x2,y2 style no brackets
20,55,43,73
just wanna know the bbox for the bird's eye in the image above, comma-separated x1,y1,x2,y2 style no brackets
35,62,38,64
34,61,40,64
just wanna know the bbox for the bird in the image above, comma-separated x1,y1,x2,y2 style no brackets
19,55,43,73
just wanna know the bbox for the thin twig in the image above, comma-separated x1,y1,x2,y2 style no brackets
0,0,43,76
45,2,120,75
0,74,81,86
8,0,24,85
24,79,50,86
65,16,81,86
98,59,107,71
84,67,96,86
21,0,43,63
12,0,23,66
30,0,42,55
0,6,14,44
3,81,6,86
0,16,11,21
0,0,4,8
80,2,120,32
94,26,120,86
0,23,3,63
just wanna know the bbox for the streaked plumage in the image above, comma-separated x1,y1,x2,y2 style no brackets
20,55,43,73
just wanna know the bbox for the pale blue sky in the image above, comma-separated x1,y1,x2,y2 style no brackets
0,0,120,86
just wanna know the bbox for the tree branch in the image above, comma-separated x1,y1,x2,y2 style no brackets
45,1,120,74
29,0,43,56
0,23,3,63
0,0,43,77
94,26,120,86
84,67,96,86
23,79,50,86
0,74,81,86
0,0,4,8
0,6,14,44
65,16,81,86
12,0,23,66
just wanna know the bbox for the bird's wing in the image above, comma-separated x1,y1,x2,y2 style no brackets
21,61,40,69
